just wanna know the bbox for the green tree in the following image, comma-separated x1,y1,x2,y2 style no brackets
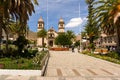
55,33,72,47
81,31,87,39
66,30,75,46
93,0,120,52
9,21,29,37
85,0,99,50
0,0,38,50
2,20,29,53
66,30,75,40
14,36,29,55
2,18,14,53
37,29,47,50
74,40,80,47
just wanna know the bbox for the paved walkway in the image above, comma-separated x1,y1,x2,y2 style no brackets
45,50,120,79
1,50,120,80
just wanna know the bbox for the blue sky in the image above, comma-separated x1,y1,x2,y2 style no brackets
28,0,88,34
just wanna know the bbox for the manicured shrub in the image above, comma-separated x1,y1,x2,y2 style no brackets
0,44,38,58
82,50,120,64
33,50,49,69
14,36,29,54
106,52,120,60
82,50,91,54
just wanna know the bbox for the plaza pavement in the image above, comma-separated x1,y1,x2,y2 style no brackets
45,50,120,79
1,49,120,80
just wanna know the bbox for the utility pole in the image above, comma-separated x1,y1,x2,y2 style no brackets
46,0,49,48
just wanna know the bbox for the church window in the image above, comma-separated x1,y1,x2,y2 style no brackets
39,24,42,27
60,24,63,27
50,34,52,37
108,36,112,43
38,24,42,29
104,37,107,43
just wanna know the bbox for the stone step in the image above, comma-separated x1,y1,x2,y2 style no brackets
45,68,120,77
1,76,120,80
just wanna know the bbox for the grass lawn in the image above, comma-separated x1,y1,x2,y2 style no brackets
0,50,49,70
0,58,40,70
82,51,120,64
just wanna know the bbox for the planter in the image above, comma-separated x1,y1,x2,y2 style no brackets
50,47,69,51
0,55,49,76
0,64,4,69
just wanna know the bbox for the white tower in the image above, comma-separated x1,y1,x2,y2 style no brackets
37,16,44,46
58,17,65,33
38,16,44,31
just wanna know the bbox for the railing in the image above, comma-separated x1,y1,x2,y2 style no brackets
40,51,50,76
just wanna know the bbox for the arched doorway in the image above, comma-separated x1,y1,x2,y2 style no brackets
49,40,53,47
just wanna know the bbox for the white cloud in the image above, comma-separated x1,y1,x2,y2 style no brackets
65,17,87,28
83,17,88,21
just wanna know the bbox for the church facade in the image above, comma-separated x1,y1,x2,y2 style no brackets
37,17,65,47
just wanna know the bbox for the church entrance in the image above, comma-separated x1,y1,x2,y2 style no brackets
49,40,53,47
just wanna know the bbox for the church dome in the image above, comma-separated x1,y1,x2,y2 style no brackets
59,17,64,23
49,27,54,32
38,16,44,22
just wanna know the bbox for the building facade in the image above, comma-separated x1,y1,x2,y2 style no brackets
95,32,117,49
37,17,65,47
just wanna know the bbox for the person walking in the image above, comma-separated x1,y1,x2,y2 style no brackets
71,44,74,52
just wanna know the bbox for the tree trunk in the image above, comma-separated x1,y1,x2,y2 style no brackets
116,26,120,53
0,7,4,51
42,37,44,51
0,16,3,51
5,32,9,53
0,26,2,51
89,36,95,52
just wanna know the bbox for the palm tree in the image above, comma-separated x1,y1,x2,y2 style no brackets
66,30,75,47
9,21,29,37
2,18,14,53
93,0,120,52
37,29,47,50
66,30,75,40
1,19,29,53
0,0,38,50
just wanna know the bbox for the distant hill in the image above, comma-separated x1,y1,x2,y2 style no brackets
27,30,37,41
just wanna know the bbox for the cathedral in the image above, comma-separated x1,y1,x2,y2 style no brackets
37,17,65,47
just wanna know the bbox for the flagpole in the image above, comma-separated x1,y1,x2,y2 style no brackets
47,0,48,31
47,0,49,47
79,3,82,52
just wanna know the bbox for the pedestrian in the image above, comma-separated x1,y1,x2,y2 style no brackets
110,46,112,52
71,44,74,52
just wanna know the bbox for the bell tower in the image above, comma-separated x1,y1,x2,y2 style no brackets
37,16,44,46
38,16,44,31
58,17,65,33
